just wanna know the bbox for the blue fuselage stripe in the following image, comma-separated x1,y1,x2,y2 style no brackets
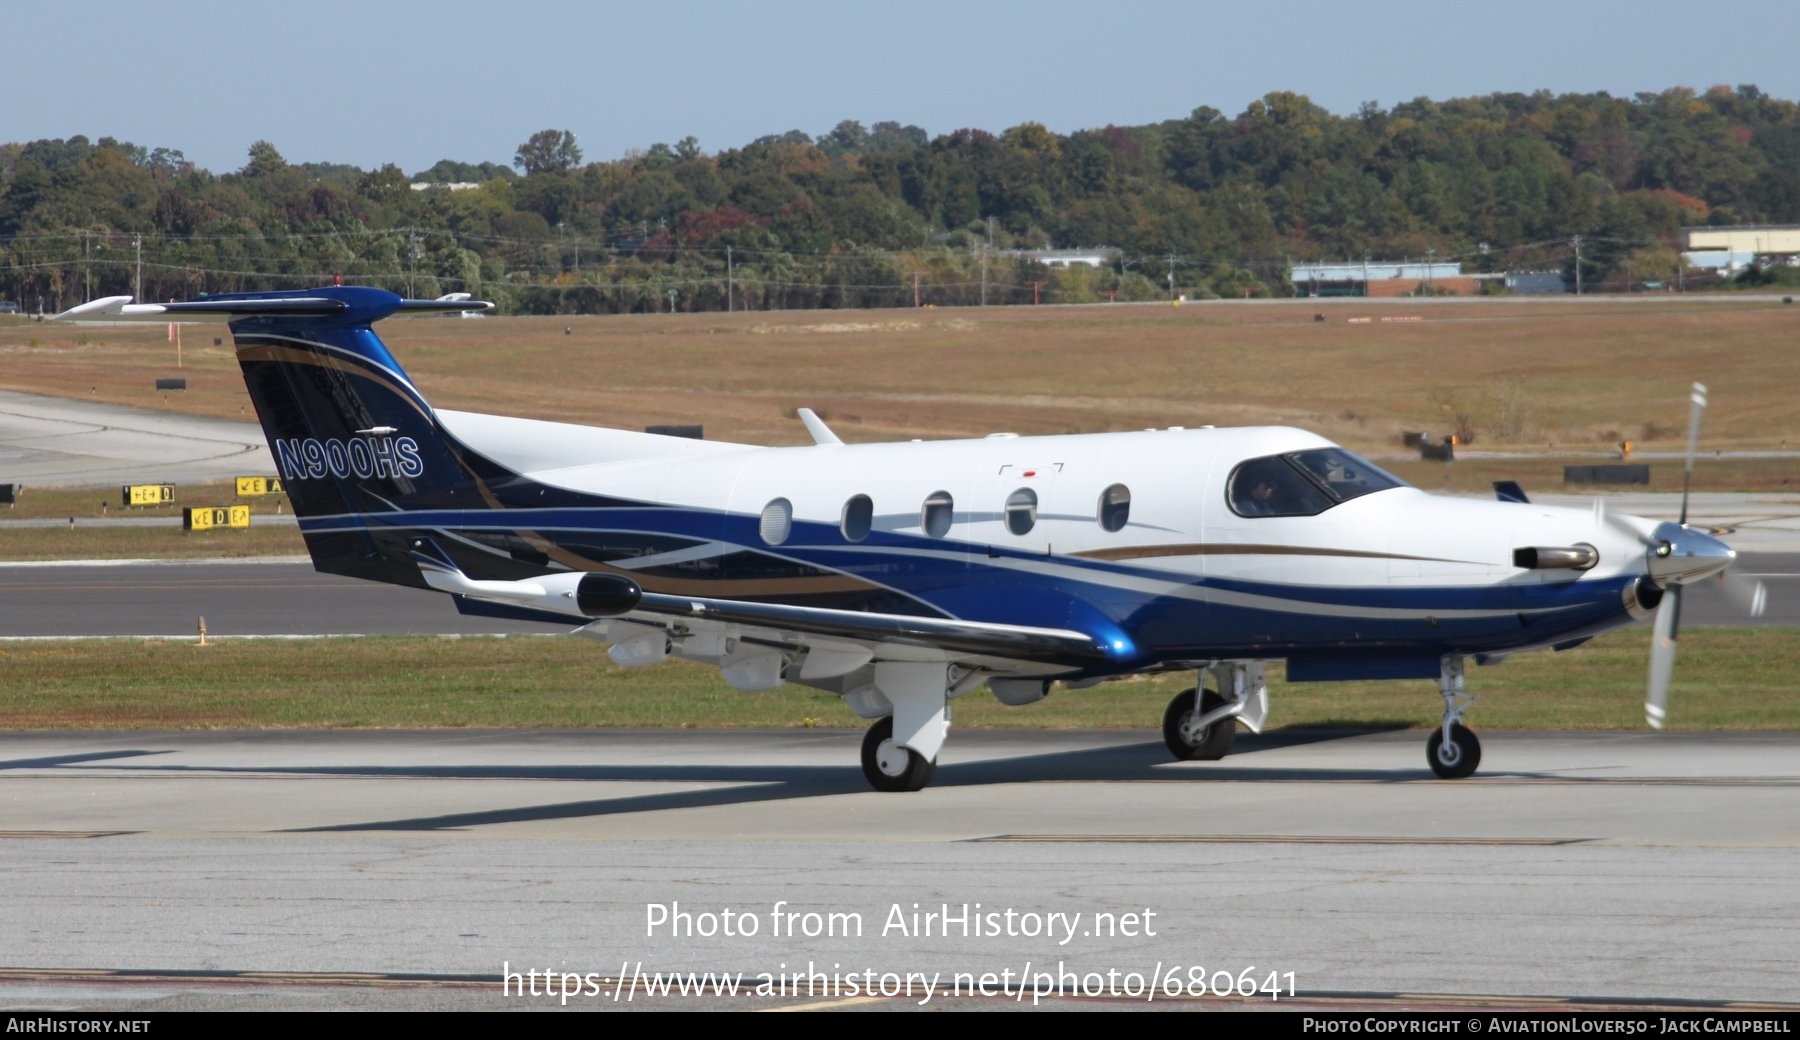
295,503,1631,667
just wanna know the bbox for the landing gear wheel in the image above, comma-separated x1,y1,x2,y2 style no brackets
1163,686,1236,761
1426,722,1481,779
861,716,937,792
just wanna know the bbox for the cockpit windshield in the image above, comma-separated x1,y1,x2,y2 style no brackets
1228,448,1408,518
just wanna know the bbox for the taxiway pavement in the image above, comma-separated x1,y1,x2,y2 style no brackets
0,729,1795,1011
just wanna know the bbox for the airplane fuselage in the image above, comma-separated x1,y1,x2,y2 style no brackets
301,413,1655,682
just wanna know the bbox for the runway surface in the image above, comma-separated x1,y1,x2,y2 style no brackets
0,559,551,637
0,729,1795,1011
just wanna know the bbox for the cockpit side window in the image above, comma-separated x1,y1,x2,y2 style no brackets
1288,448,1405,503
1228,448,1405,518
1229,458,1331,517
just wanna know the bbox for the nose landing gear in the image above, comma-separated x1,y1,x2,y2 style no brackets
1427,656,1481,779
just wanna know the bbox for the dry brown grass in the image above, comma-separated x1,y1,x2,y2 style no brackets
7,298,1798,465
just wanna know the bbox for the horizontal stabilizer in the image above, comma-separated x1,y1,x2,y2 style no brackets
53,288,491,324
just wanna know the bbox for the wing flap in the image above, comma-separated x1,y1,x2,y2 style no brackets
413,544,1112,671
631,591,1112,669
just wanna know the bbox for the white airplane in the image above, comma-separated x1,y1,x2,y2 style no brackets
55,287,1765,791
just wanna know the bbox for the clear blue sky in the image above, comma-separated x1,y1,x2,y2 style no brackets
8,0,1799,176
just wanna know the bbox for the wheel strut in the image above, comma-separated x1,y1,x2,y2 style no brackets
1427,655,1481,779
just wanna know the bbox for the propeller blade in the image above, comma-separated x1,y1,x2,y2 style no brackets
1601,499,1657,547
1719,570,1768,618
1678,382,1706,526
1644,584,1683,729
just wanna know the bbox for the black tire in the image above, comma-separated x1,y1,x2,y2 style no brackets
1425,722,1481,779
1162,686,1236,761
861,717,937,792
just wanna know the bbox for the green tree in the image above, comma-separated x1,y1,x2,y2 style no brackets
514,129,583,176
242,140,288,177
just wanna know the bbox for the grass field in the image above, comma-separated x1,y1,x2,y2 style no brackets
0,482,305,560
4,297,1798,479
0,626,1789,731
0,524,305,561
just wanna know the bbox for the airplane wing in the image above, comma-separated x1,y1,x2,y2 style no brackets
410,547,1113,675
625,589,1112,669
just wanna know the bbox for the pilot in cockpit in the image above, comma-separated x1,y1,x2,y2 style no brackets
1231,459,1292,516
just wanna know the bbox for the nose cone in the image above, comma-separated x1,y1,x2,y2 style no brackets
1646,521,1735,585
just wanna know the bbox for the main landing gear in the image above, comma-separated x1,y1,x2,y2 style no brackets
846,661,984,793
1426,656,1481,779
1163,686,1234,760
1162,662,1269,762
862,716,936,792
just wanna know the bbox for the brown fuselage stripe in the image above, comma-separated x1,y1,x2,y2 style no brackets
1072,543,1480,565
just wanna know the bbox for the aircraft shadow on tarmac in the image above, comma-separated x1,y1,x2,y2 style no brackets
9,725,1605,833
0,750,171,771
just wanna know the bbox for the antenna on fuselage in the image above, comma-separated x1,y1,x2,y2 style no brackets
797,408,843,446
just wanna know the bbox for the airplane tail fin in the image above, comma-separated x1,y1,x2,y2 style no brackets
61,287,497,586
233,287,496,584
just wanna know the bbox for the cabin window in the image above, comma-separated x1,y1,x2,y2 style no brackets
1098,483,1130,532
1004,488,1037,535
921,491,954,538
841,494,873,542
759,497,793,545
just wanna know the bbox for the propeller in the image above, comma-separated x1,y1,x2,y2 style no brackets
1716,568,1769,618
1641,383,1767,729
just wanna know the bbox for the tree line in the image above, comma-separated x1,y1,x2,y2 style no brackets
4,85,1799,314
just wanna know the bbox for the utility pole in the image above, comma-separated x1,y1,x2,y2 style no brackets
1165,253,1176,300
913,269,921,308
727,246,733,312
980,217,993,307
83,232,91,299
1025,280,1045,305
1425,248,1435,294
133,234,142,301
1573,236,1583,295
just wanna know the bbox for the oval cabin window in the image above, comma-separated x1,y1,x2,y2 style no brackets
1005,487,1037,536
841,494,873,542
921,491,954,538
1098,484,1130,532
759,497,793,545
